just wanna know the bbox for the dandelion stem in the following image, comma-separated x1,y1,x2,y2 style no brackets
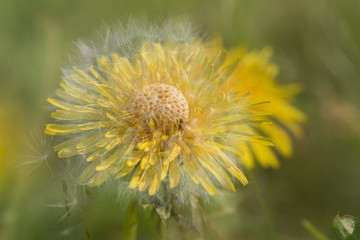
122,200,138,240
302,219,329,240
247,170,279,240
158,219,166,240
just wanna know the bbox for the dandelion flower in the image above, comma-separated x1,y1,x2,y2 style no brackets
45,22,272,196
220,46,306,169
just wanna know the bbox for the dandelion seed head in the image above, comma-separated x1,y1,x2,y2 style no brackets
45,19,278,202
128,83,189,124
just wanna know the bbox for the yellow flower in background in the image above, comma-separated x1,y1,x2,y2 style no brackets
45,36,272,196
220,46,306,169
0,101,24,184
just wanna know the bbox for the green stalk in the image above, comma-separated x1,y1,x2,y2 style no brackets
122,200,138,240
247,170,279,240
302,219,329,240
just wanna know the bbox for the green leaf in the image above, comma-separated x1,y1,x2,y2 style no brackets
333,214,360,240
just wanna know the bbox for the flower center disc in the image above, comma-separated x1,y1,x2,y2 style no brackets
128,83,189,124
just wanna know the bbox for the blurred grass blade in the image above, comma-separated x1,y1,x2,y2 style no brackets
122,201,138,240
302,219,329,240
333,214,360,240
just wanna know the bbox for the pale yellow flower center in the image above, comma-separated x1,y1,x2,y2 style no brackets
128,83,189,124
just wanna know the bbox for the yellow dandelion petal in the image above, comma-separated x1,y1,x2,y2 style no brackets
78,162,97,183
261,123,292,158
88,171,111,187
128,167,143,189
57,145,79,158
96,147,124,171
195,152,235,192
239,146,255,169
87,148,107,162
45,124,83,135
148,172,161,196
160,163,169,181
51,109,102,121
105,137,122,150
210,145,248,185
47,97,75,111
95,137,113,148
251,143,280,169
163,145,181,165
138,169,151,192
168,158,180,188
115,165,136,179
60,80,98,104
140,154,150,169
198,171,217,195
77,122,101,131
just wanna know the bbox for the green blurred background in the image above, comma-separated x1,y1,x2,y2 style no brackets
1,0,359,239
